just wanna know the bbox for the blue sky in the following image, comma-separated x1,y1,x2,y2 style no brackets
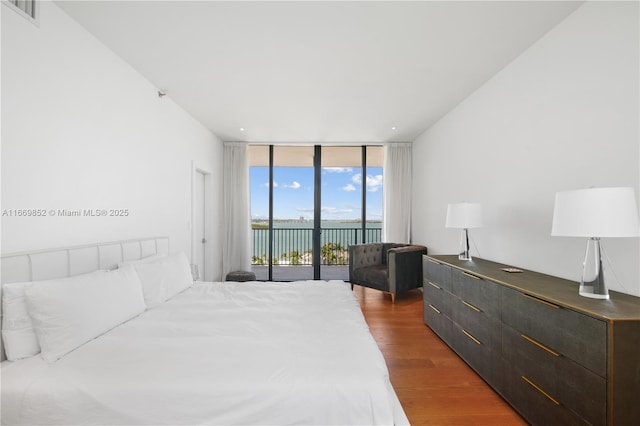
250,166,383,221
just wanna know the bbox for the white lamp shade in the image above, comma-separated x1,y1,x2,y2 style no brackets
551,187,640,237
445,203,483,229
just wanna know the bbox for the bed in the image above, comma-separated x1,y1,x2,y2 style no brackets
1,238,408,425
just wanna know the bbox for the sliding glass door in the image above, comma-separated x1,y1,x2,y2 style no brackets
249,145,383,281
271,146,314,280
319,146,383,279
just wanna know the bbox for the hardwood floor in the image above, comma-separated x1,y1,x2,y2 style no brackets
353,286,526,426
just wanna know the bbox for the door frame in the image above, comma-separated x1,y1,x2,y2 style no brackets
190,162,212,281
313,145,321,279
254,146,374,281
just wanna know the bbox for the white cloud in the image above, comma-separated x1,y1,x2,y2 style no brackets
296,206,353,215
366,174,383,192
352,173,383,192
321,206,354,215
323,167,353,173
262,181,278,188
342,184,356,192
281,181,301,189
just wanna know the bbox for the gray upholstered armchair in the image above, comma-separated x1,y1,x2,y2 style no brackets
348,243,427,303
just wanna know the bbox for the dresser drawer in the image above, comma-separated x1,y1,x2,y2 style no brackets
423,278,451,316
502,286,607,377
452,269,500,318
451,297,500,350
424,301,453,345
503,363,587,426
451,322,500,388
423,257,452,292
503,324,606,425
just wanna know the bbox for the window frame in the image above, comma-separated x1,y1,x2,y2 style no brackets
3,0,39,26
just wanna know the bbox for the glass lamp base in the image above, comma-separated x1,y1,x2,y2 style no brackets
458,252,472,261
458,228,472,261
579,238,609,300
579,287,609,299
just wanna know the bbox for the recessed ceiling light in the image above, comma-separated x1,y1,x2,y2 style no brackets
391,126,397,131
239,127,245,132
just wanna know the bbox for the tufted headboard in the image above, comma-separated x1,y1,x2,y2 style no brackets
0,237,169,361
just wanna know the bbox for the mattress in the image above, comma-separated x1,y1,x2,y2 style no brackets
1,280,408,425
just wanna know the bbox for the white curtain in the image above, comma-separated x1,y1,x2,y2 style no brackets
383,143,412,243
222,143,252,278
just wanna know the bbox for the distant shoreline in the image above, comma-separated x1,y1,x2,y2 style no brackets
251,221,382,262
252,219,382,223
251,220,382,229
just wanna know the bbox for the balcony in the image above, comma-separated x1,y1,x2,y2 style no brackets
251,225,381,281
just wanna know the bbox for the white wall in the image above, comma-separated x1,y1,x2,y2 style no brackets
412,1,640,296
1,1,224,280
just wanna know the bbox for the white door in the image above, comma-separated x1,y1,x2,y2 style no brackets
194,170,207,280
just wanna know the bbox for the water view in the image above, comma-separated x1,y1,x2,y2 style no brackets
252,220,382,265
249,147,384,276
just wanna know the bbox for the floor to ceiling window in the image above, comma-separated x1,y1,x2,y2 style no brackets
249,145,383,281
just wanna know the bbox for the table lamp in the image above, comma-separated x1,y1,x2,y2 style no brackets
551,187,639,299
445,202,483,261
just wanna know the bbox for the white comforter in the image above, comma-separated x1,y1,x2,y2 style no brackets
1,280,408,425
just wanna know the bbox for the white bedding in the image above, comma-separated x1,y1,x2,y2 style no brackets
1,280,408,425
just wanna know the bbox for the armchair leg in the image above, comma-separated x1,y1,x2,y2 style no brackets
390,293,395,304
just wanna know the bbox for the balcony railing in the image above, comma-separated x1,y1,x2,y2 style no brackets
252,227,382,266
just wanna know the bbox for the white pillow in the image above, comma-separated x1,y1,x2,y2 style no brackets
24,266,146,362
117,253,166,268
132,252,193,308
2,282,41,361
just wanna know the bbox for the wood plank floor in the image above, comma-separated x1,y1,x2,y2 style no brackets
353,286,527,426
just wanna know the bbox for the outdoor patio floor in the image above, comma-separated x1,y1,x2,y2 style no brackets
251,265,349,281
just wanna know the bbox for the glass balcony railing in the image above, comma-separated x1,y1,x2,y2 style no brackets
252,227,382,266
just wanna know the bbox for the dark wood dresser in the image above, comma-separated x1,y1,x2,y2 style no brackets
423,255,640,426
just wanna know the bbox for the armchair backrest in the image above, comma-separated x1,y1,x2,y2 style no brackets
349,243,384,270
349,242,419,269
381,243,406,265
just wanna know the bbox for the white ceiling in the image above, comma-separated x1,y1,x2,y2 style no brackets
55,0,582,144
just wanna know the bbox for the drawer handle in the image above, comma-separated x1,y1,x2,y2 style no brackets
521,334,561,357
521,293,561,310
426,258,441,265
462,271,480,280
521,376,561,406
461,329,482,345
428,304,441,314
462,300,481,313
428,281,441,290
